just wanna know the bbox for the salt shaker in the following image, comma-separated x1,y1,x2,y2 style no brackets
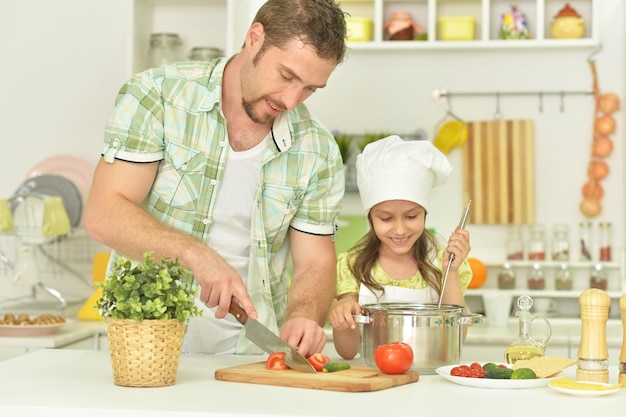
577,289,610,383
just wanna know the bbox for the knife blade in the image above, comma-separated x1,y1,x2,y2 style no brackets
228,298,316,373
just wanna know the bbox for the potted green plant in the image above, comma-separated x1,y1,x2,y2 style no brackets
97,251,201,387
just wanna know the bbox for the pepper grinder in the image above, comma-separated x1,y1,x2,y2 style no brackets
619,294,626,388
577,289,610,383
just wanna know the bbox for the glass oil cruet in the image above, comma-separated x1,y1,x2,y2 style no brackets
504,295,552,364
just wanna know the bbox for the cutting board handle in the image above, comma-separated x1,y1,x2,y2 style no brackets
228,297,248,325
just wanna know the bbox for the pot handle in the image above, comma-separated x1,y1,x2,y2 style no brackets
458,313,483,326
352,314,372,324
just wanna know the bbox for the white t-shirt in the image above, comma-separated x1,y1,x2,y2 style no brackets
182,136,267,354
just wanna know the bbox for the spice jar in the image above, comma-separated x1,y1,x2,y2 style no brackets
528,224,546,260
555,263,573,290
527,263,545,290
551,224,570,261
148,33,183,68
579,221,593,261
598,222,612,261
505,225,524,260
590,263,607,290
497,263,516,289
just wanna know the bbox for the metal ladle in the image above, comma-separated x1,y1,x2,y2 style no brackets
438,200,472,308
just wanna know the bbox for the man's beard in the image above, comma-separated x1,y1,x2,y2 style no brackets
242,97,273,125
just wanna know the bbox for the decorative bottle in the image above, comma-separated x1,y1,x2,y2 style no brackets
504,295,552,364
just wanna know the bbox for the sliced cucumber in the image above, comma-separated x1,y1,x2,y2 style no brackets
322,361,351,372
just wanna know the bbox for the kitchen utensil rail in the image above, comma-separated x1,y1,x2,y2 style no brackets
433,88,593,114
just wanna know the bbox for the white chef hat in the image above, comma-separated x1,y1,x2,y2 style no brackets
356,135,452,214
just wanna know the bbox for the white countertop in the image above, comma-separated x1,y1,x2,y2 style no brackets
0,349,623,417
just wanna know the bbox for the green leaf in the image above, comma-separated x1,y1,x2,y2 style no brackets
98,251,201,322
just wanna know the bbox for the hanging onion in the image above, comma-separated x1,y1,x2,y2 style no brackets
582,181,604,200
597,92,620,114
594,114,616,136
580,198,602,218
589,160,609,180
592,137,614,158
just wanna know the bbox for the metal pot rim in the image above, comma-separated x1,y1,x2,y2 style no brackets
361,302,466,315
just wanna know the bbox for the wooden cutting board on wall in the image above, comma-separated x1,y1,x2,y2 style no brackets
462,119,535,224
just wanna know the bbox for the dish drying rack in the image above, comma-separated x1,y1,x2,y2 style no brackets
0,227,105,319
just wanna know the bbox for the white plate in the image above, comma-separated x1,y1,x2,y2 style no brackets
548,379,621,397
435,364,558,389
0,318,69,337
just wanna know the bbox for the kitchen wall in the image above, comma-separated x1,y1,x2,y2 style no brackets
0,0,624,265
307,2,625,264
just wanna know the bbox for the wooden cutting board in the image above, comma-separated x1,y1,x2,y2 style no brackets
462,119,535,224
215,362,419,392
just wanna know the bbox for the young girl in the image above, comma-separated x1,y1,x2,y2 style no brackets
329,135,473,359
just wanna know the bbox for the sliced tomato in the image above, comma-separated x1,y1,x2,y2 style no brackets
307,353,331,372
266,352,290,370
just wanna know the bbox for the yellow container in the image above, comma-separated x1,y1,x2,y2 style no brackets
345,17,373,42
439,16,475,41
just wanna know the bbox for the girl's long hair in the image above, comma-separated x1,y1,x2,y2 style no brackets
347,214,443,298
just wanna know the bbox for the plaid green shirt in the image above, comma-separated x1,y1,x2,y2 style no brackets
102,59,345,353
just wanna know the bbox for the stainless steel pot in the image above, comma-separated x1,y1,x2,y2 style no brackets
354,303,483,375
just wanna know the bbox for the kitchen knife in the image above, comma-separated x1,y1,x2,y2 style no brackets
228,299,316,373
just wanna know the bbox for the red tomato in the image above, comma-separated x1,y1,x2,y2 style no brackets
374,342,414,374
266,352,290,370
307,353,331,372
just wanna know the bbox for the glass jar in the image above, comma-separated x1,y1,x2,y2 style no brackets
189,46,223,61
527,263,545,290
598,222,612,262
148,33,183,68
589,263,607,290
528,224,546,261
505,225,524,260
554,263,573,290
497,263,516,289
551,224,570,261
579,221,592,261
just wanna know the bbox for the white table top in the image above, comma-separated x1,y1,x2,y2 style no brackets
0,349,623,417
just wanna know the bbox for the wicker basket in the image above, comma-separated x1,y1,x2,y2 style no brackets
106,317,185,387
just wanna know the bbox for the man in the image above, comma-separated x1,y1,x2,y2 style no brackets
84,0,347,355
